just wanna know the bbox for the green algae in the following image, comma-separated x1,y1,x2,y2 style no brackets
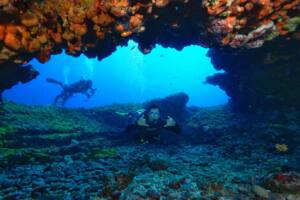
283,17,300,32
0,125,17,147
0,125,17,134
86,148,119,160
268,123,285,129
36,132,81,140
0,147,52,166
265,31,279,41
0,102,109,143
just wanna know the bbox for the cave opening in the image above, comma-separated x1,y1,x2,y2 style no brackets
3,40,228,108
0,0,300,198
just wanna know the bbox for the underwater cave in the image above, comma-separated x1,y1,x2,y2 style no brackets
3,40,229,107
0,0,300,199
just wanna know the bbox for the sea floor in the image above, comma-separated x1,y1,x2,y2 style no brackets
0,143,293,199
0,101,300,199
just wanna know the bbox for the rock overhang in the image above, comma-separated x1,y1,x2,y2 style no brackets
0,0,299,109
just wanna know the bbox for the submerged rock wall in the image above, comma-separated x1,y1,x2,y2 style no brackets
0,62,39,94
206,38,300,110
0,0,299,109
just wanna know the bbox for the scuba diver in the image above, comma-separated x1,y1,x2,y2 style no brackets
125,104,181,144
46,78,96,106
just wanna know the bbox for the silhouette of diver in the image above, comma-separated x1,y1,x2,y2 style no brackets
46,78,96,106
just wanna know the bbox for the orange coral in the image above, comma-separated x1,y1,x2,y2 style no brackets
258,0,270,6
0,25,5,41
0,0,9,7
62,31,75,41
221,35,231,45
115,24,126,33
107,0,129,17
70,23,87,36
225,16,237,30
258,6,273,19
92,13,114,26
48,30,63,44
37,34,48,44
68,7,86,24
21,13,39,27
28,39,41,53
205,0,299,48
121,31,132,37
110,6,127,17
0,47,17,62
0,0,298,65
130,14,143,30
95,30,105,39
4,26,23,51
66,41,82,55
37,45,52,63
245,2,254,11
153,0,170,8
276,21,290,35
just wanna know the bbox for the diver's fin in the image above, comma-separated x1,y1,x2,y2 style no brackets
46,78,64,87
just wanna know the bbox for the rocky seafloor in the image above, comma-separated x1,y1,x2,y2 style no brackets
0,93,300,199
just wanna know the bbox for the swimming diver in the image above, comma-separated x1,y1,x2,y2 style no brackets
125,104,181,144
46,78,96,106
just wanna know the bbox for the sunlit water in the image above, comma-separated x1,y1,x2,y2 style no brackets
4,40,228,107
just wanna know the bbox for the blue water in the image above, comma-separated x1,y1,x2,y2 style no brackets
3,40,228,107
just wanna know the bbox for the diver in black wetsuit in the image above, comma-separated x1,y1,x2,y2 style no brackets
46,78,96,106
125,105,181,144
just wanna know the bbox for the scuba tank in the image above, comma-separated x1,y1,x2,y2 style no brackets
46,78,64,88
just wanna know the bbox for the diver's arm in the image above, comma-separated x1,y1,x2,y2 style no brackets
124,113,147,133
46,78,64,88
163,116,181,134
86,88,96,98
136,114,150,127
85,92,91,98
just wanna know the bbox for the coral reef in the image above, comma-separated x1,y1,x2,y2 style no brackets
0,0,298,64
263,172,300,194
275,143,288,153
252,172,300,199
0,101,125,150
205,0,300,48
0,95,300,198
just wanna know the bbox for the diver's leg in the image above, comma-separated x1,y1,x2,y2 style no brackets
83,91,89,98
61,95,68,106
61,93,72,106
54,93,64,105
53,95,59,105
